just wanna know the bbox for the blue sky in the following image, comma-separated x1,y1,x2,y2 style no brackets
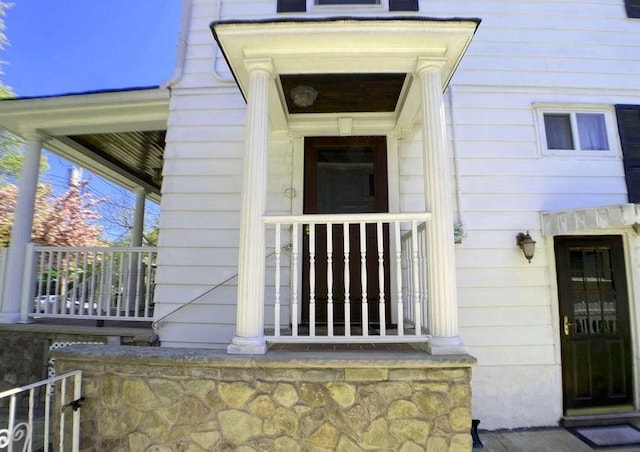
2,1,183,241
3,0,182,97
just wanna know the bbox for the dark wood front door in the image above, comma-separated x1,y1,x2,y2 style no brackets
302,136,390,329
555,236,633,413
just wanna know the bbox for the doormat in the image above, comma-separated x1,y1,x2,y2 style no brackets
567,424,640,448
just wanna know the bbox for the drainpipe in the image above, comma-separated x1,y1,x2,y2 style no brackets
161,0,194,89
211,0,235,84
447,86,465,243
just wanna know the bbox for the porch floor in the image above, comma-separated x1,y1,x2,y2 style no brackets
0,317,154,341
269,342,428,352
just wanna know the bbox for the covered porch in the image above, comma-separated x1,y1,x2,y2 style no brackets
212,18,479,354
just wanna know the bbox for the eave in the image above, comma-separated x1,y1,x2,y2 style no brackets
211,17,480,135
0,88,170,200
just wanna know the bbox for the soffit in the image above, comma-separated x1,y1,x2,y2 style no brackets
0,88,169,198
211,18,479,133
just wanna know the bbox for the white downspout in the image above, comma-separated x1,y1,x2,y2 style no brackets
447,86,465,243
211,0,235,84
161,0,194,89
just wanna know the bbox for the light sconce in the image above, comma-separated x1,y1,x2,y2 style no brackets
290,85,318,108
516,231,536,263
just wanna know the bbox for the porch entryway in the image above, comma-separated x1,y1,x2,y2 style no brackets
302,136,391,331
555,236,634,415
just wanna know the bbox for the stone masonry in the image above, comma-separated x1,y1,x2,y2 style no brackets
54,345,476,451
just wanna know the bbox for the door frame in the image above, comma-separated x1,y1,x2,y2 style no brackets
550,232,638,416
290,134,401,326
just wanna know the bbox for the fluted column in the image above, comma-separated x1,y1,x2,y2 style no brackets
418,61,467,354
228,60,273,354
0,131,43,323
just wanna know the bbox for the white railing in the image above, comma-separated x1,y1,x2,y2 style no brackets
0,370,82,452
0,248,6,307
263,213,431,343
21,245,157,322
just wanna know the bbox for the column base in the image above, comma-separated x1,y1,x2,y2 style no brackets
0,312,21,324
426,336,469,355
227,335,269,355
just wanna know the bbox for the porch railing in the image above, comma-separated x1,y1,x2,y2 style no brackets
0,370,83,452
263,213,431,343
21,245,157,322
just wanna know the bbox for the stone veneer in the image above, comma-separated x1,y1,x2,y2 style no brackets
54,345,476,451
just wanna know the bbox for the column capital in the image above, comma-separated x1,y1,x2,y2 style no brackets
415,57,446,76
20,129,47,144
244,58,276,78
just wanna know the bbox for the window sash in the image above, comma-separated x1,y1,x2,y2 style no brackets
542,111,610,152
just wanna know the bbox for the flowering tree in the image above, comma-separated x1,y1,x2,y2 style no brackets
0,181,104,247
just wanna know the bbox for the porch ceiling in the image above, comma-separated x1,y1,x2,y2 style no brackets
0,88,169,199
211,18,480,134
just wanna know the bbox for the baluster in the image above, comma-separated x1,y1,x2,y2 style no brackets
37,251,47,313
394,222,404,336
71,251,79,313
64,251,71,314
117,251,126,316
91,251,98,316
343,222,351,337
419,225,428,332
134,250,143,317
54,251,62,314
360,222,368,336
145,250,153,317
411,221,421,334
377,221,386,336
327,224,333,337
309,224,316,337
59,378,67,451
291,224,299,337
81,251,89,315
274,224,281,337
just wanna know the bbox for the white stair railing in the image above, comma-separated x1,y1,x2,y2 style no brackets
264,213,431,343
21,245,156,322
0,370,83,452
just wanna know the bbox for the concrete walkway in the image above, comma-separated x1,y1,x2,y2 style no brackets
478,427,640,451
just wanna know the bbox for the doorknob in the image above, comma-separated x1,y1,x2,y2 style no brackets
563,315,574,336
305,225,310,236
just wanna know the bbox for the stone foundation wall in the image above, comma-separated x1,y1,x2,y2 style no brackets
54,346,475,451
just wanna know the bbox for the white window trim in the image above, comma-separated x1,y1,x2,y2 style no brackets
534,104,620,158
307,0,387,13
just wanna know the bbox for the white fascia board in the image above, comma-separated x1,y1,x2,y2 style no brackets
0,88,170,137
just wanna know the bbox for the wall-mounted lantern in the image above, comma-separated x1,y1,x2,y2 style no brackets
516,231,536,263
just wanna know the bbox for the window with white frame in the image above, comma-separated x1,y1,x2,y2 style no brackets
536,106,618,156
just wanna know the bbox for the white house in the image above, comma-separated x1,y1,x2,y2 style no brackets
1,0,640,434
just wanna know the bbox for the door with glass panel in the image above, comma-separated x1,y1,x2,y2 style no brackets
555,236,633,413
302,136,390,330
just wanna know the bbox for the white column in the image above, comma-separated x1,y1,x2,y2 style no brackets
131,187,146,247
127,187,146,308
0,132,43,323
418,62,468,354
228,60,273,354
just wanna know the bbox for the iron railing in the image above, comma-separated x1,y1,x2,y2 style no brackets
0,370,83,452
